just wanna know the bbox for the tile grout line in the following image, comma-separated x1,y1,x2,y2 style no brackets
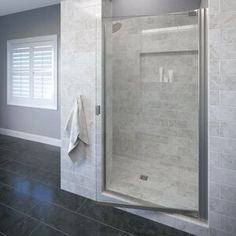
0,166,59,189
0,135,192,236
26,199,133,236
28,222,42,236
39,222,71,236
0,162,134,235
0,202,70,236
28,222,71,236
0,159,59,178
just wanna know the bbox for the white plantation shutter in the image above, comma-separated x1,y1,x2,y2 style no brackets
7,35,57,109
33,45,54,100
11,47,30,98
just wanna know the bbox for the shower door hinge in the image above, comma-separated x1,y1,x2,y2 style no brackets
96,105,101,116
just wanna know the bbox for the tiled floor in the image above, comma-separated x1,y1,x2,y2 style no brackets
0,134,194,236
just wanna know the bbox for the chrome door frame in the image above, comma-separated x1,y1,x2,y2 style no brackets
98,8,208,219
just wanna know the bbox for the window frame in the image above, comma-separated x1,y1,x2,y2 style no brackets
7,35,58,110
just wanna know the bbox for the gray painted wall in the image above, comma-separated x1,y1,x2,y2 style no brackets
112,0,201,17
0,5,60,139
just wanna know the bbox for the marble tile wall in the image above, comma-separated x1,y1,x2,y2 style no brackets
209,0,236,235
60,0,102,200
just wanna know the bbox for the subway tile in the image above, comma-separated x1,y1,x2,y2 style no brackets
209,76,219,91
220,91,236,106
210,60,220,76
210,121,220,136
220,152,236,171
220,0,236,12
220,122,236,139
210,228,235,236
210,44,236,60
220,215,236,234
210,90,219,105
210,198,236,218
209,151,220,167
209,29,221,46
221,60,236,76
209,212,221,231
215,106,236,122
221,185,236,203
221,28,236,43
220,44,236,59
210,166,236,187
219,75,236,91
209,0,220,13
210,13,236,29
209,182,220,199
209,105,219,122
210,136,236,154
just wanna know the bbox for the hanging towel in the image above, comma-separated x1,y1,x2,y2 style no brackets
65,96,89,161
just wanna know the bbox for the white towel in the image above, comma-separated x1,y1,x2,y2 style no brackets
65,96,89,161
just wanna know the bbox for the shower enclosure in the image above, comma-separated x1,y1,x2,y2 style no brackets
99,4,208,219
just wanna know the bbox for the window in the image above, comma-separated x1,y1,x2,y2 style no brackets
7,35,57,110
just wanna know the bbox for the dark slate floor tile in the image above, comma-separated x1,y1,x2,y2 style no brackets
28,202,131,236
0,168,83,212
0,141,29,153
0,161,30,176
26,166,60,187
46,188,87,212
78,200,189,236
0,149,18,162
0,203,39,236
0,161,59,187
0,158,8,165
0,183,38,213
14,153,59,175
0,138,18,151
0,135,59,158
30,223,68,236
22,180,85,211
0,168,28,188
0,135,192,236
0,150,12,164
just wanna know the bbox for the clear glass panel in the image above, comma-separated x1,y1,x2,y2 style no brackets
104,11,199,212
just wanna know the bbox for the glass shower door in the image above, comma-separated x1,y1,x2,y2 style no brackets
101,9,207,216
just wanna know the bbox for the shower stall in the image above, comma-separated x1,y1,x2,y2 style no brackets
98,0,208,220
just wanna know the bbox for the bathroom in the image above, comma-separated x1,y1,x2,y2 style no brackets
0,0,235,235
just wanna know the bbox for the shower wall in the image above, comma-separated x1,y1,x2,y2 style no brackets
60,0,101,199
108,15,199,209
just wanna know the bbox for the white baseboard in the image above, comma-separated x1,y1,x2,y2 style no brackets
0,128,61,147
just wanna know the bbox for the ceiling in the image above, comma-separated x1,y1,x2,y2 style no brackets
0,0,60,16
